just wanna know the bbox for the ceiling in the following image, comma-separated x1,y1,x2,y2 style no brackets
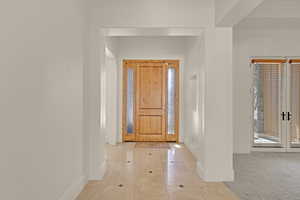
248,0,300,19
237,0,300,29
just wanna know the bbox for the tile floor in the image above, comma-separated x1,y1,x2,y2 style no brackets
76,143,238,200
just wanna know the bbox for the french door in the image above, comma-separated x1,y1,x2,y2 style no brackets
252,58,300,150
122,60,179,142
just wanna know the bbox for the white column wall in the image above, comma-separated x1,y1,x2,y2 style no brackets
183,36,205,161
85,27,106,180
104,37,119,145
197,28,234,181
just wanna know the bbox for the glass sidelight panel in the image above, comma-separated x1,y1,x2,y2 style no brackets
290,64,300,146
252,63,283,146
126,68,134,134
167,67,176,134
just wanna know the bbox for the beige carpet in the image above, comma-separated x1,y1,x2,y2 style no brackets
225,152,300,200
135,142,170,149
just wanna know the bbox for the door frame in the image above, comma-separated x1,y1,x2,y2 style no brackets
287,59,300,148
250,58,286,148
122,59,180,142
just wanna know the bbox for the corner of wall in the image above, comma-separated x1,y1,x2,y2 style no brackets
234,141,251,154
89,159,107,181
197,161,234,182
196,160,205,180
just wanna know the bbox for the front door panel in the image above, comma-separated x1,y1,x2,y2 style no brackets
136,64,166,141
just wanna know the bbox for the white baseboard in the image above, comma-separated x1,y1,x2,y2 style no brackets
58,160,107,200
251,147,300,152
58,175,87,200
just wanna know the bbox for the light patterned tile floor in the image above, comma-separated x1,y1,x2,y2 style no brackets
76,143,239,200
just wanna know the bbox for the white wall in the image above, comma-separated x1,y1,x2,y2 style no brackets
233,27,300,153
183,36,205,160
180,30,234,181
197,28,233,181
0,0,87,199
103,37,119,145
215,0,240,24
90,0,214,27
85,27,106,180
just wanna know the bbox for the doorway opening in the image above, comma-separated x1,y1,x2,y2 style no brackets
122,60,179,142
251,58,300,151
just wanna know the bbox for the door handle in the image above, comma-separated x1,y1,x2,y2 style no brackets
287,112,292,121
281,112,286,121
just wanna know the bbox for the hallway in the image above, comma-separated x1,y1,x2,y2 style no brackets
76,143,238,200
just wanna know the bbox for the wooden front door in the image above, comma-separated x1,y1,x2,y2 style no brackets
136,62,166,141
123,60,179,142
